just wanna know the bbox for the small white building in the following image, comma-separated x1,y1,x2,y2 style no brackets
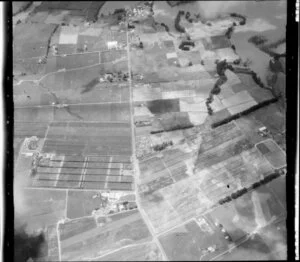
107,41,118,50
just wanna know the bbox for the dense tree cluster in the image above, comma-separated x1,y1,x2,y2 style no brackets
174,11,186,33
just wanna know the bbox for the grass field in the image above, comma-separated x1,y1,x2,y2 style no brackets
46,53,100,73
159,220,229,261
60,210,152,260
214,219,286,260
15,188,67,232
59,216,97,241
94,241,163,261
41,61,128,92
13,23,58,60
13,57,47,78
100,50,127,63
42,121,131,156
207,183,286,243
15,103,130,123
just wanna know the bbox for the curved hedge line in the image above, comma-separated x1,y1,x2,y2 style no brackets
175,11,186,33
230,13,246,25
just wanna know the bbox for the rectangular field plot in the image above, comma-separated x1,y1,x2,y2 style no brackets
46,53,100,73
94,241,164,261
50,152,127,190
14,122,49,138
77,35,107,52
16,188,67,231
266,176,286,210
81,181,106,190
15,107,54,123
256,139,286,169
139,177,211,234
42,121,132,156
214,234,274,261
13,23,58,59
198,122,243,153
158,220,229,261
46,225,60,261
106,182,133,191
14,57,47,78
31,151,134,190
207,184,286,244
138,147,195,195
202,35,231,50
59,216,97,241
56,44,78,55
41,61,128,92
214,218,286,261
60,210,151,261
100,50,127,63
196,136,254,170
51,103,131,122
66,190,108,219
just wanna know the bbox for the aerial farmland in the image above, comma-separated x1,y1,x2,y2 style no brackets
13,1,288,261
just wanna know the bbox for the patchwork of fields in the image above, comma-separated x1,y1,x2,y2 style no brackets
13,1,287,261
